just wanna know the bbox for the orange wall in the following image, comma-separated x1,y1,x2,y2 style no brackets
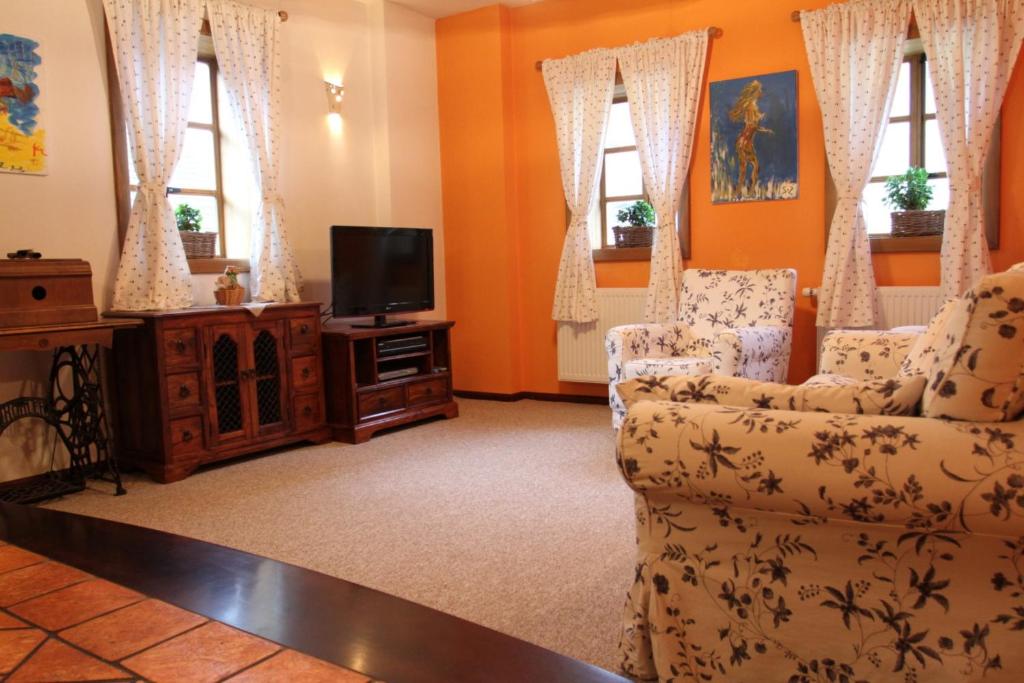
437,0,1024,396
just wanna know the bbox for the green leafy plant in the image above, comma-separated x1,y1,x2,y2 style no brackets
617,200,656,228
175,203,203,232
882,167,934,211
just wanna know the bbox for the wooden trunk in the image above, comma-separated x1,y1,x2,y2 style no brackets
0,259,97,328
107,303,329,483
322,320,458,443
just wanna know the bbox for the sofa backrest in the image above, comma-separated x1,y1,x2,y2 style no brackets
678,269,796,336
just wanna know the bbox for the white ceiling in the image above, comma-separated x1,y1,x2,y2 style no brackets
391,0,540,19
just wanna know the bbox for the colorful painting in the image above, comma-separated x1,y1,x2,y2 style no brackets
710,70,797,203
0,33,45,175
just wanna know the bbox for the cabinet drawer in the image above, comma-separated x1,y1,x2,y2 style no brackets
294,393,322,432
292,355,319,390
166,372,201,411
289,317,318,355
169,416,203,456
407,377,447,406
358,386,405,420
162,328,198,371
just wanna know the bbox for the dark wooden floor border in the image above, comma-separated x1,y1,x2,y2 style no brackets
0,503,626,683
455,390,608,405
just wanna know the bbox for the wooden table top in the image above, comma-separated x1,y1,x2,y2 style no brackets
0,318,143,352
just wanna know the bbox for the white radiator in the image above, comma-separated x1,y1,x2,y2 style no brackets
557,288,646,383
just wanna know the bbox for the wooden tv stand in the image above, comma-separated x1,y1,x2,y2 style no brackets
322,320,458,443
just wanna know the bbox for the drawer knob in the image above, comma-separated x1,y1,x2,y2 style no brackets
299,323,310,335
301,367,311,379
182,429,193,442
178,385,191,399
38,338,49,348
303,405,313,417
425,387,432,395
173,338,186,353
378,397,386,405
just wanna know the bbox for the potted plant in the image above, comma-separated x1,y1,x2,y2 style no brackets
882,167,945,237
612,200,656,248
214,265,245,305
175,203,216,258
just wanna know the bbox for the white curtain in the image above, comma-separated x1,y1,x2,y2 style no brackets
915,0,1024,299
617,31,708,323
104,0,203,310
543,48,617,323
209,0,301,302
802,0,911,328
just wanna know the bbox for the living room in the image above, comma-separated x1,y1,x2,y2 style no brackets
0,0,1022,681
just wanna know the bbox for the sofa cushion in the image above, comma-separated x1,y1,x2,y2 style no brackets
898,298,965,378
617,373,926,416
922,270,1024,421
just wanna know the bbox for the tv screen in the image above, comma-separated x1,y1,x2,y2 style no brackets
330,226,434,320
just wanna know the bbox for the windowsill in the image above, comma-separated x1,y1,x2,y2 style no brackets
869,234,941,253
188,258,250,274
593,247,651,262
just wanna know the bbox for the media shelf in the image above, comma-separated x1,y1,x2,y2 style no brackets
322,320,458,443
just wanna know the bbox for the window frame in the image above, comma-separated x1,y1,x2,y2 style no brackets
105,22,249,274
588,75,691,263
825,35,1000,253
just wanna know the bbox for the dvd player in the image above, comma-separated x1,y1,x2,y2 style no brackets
377,335,429,357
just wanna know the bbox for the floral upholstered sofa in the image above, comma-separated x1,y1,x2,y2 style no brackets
606,269,796,430
613,266,1024,682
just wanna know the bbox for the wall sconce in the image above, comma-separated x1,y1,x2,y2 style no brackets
325,81,344,115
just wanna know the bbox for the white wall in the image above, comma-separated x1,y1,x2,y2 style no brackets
0,0,445,481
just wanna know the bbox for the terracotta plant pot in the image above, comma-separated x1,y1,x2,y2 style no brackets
214,288,245,306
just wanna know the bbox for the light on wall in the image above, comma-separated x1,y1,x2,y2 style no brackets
325,81,344,115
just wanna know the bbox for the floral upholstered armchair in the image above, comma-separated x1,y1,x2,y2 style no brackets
606,269,796,429
611,266,1024,682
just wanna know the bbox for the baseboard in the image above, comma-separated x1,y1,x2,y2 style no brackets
454,390,607,405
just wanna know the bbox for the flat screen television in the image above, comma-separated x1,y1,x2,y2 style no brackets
330,226,434,328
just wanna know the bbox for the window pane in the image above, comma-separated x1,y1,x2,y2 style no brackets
862,182,892,235
606,200,656,246
928,176,949,212
169,194,221,251
924,65,937,115
605,101,635,149
871,121,911,178
169,127,217,190
605,151,643,197
924,119,946,174
889,61,911,118
188,62,213,124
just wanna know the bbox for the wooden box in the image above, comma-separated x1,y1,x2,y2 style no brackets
0,259,98,328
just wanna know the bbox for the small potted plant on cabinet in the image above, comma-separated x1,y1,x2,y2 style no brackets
882,167,944,237
612,200,656,248
175,203,217,258
214,265,245,305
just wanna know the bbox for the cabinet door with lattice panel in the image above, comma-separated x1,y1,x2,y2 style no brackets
247,319,290,438
206,324,250,446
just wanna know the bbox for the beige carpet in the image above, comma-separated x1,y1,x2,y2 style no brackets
44,399,634,673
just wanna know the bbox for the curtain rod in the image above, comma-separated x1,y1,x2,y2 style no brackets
791,10,802,21
534,26,723,71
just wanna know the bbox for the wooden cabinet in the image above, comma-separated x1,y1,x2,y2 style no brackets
323,320,458,443
109,304,329,482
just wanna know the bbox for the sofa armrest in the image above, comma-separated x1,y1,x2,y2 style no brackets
618,399,1024,538
819,329,920,380
606,322,691,383
711,325,792,382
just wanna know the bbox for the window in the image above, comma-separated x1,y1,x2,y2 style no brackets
826,37,1000,253
128,60,227,256
586,83,690,261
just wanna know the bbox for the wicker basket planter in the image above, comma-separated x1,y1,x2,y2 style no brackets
612,225,654,249
890,210,945,237
214,288,245,306
178,231,217,259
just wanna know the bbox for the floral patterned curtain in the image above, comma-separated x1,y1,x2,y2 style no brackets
616,31,708,323
543,48,616,323
104,0,203,310
801,0,912,328
208,0,301,302
914,0,1024,299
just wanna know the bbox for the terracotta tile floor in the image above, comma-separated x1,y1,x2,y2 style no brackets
0,541,374,682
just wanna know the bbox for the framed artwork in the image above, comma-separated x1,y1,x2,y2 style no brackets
0,33,45,175
710,70,797,203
